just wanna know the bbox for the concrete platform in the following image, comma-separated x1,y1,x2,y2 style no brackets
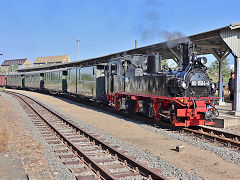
214,102,240,128
0,153,27,180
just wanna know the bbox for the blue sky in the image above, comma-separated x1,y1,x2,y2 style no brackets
0,0,239,66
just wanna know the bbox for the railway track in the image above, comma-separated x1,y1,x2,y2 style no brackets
182,126,240,149
5,90,169,180
7,89,240,151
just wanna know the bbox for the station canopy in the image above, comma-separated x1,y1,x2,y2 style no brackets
17,22,240,72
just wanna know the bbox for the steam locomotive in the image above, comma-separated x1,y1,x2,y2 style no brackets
4,43,218,127
106,43,218,126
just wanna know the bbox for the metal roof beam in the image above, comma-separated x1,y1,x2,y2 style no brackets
191,34,219,41
208,48,229,61
197,44,222,49
210,48,220,60
168,48,182,66
221,51,231,60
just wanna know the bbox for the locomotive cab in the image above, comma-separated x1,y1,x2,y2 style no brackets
108,58,126,93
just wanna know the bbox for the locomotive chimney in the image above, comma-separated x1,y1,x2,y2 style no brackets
147,55,156,73
182,43,189,66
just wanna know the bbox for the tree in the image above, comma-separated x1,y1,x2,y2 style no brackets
207,58,231,84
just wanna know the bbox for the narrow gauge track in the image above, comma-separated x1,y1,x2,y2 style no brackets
182,127,240,149
56,91,240,150
7,89,240,152
8,89,240,151
5,90,169,180
55,91,240,150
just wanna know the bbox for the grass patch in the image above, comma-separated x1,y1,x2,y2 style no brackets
0,87,5,92
0,124,9,152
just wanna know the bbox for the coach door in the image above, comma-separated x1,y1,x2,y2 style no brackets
62,70,68,93
40,73,44,89
21,75,25,88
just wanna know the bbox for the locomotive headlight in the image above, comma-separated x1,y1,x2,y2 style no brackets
197,57,207,65
201,57,207,64
181,81,187,89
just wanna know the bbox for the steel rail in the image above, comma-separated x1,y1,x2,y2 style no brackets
183,127,240,149
5,90,168,180
196,126,240,140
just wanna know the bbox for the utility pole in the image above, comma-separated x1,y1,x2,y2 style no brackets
76,39,80,60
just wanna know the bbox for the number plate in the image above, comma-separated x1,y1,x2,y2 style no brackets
191,81,210,86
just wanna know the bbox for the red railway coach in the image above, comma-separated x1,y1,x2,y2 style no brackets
0,75,7,87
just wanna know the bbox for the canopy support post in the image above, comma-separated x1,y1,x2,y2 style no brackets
234,56,240,115
209,49,230,105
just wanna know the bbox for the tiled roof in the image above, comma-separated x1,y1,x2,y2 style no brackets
1,58,28,66
34,55,70,64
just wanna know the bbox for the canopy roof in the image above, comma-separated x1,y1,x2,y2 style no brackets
17,22,240,72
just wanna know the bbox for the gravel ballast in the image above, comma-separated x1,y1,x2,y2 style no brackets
2,92,75,180
6,89,240,179
139,124,240,165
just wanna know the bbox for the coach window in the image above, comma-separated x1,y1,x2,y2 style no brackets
120,60,126,75
96,65,105,78
111,63,117,76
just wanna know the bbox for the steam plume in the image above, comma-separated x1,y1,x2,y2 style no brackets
139,0,188,47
